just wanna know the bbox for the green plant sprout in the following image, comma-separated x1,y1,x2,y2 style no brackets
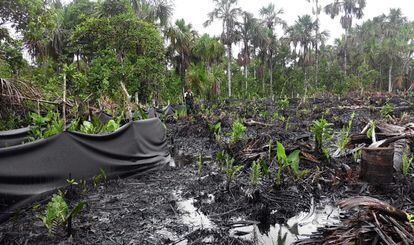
310,118,333,157
367,120,376,142
66,179,78,186
224,156,244,192
174,107,187,120
278,97,289,110
230,120,247,143
402,146,413,176
197,154,204,178
380,101,394,118
336,112,355,154
216,150,227,171
250,161,262,188
39,193,86,236
276,142,308,185
102,119,120,133
93,168,107,188
209,122,222,141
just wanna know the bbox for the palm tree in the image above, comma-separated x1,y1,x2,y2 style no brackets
194,34,225,96
288,15,317,95
324,0,366,75
306,0,321,85
238,11,259,90
204,0,241,97
130,0,173,27
194,34,225,71
165,19,198,88
259,3,285,96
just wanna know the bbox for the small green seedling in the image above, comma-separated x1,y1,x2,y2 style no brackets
336,112,355,154
310,118,333,157
66,179,78,186
216,151,226,171
197,154,204,178
250,161,262,188
210,122,222,141
93,168,107,188
276,142,308,185
230,120,247,143
402,146,413,176
40,193,86,236
224,157,244,192
380,102,394,118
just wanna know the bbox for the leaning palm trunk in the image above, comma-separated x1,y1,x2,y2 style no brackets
227,44,232,97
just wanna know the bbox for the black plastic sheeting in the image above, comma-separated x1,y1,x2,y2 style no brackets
0,118,170,222
0,127,31,148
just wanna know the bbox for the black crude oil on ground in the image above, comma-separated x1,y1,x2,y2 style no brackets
1,95,414,244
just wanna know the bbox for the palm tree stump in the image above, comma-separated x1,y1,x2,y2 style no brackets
360,147,394,184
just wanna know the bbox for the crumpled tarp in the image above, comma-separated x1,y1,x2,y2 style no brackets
0,118,170,222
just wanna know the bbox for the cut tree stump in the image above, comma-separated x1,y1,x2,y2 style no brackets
360,147,394,184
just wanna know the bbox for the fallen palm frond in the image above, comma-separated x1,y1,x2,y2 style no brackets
296,196,414,245
0,78,41,105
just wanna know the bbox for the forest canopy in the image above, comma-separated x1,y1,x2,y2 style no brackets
1,0,414,128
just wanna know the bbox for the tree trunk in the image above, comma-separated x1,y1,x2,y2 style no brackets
245,66,248,91
269,53,273,95
344,29,348,76
262,65,265,95
181,53,186,89
315,0,319,86
388,64,393,93
227,43,232,97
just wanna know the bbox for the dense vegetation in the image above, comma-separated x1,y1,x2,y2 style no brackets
1,0,414,128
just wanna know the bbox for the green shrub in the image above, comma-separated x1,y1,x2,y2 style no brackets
30,112,64,140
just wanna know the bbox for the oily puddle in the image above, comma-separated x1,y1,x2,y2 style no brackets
171,188,340,245
230,198,341,244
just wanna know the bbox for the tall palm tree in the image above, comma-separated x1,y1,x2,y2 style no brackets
306,0,322,85
324,0,366,75
259,3,285,96
204,0,241,97
165,19,198,88
193,34,225,96
238,11,258,89
130,0,173,27
288,15,317,95
194,34,224,71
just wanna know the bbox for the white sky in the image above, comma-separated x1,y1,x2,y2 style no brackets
173,0,414,45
